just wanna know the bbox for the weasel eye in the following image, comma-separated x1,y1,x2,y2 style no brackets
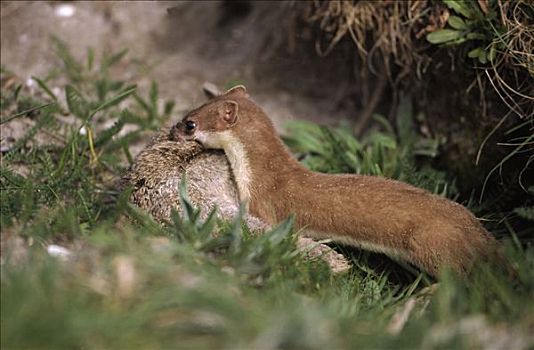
185,120,196,132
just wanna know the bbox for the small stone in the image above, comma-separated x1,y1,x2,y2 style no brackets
47,244,72,261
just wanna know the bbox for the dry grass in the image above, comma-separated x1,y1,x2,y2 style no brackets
302,0,533,118
302,0,447,80
488,0,534,120
498,0,534,76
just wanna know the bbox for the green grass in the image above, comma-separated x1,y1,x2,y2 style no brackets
1,43,533,349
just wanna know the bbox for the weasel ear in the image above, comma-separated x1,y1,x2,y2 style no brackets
219,100,238,126
223,85,248,98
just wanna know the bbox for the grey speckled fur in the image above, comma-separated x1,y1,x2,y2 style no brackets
121,128,266,230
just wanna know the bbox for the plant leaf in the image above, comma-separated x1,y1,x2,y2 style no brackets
443,0,474,18
266,215,294,246
94,118,125,148
466,32,487,40
448,16,467,30
426,29,463,44
514,207,534,221
468,47,484,58
87,85,136,121
396,97,414,145
31,76,58,101
101,48,128,73
65,85,88,118
488,44,497,62
0,103,54,125
478,51,488,64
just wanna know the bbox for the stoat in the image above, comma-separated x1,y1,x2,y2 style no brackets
170,85,498,276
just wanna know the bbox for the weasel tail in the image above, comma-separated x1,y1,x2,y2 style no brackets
171,85,498,277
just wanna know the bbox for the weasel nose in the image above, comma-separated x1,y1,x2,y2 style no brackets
170,123,186,142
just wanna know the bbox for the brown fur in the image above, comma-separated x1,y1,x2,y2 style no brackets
172,86,499,277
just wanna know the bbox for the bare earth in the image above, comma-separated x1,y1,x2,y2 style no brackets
1,1,353,142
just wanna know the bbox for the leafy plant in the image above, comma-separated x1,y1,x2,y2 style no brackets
426,0,506,64
283,99,457,198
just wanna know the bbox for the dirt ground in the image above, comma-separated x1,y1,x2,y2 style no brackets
1,1,355,139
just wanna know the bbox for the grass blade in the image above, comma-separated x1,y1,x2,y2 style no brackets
0,102,54,125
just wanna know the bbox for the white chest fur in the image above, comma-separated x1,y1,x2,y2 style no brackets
195,130,251,204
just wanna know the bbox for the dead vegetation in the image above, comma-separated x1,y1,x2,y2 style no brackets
301,0,532,115
303,0,438,79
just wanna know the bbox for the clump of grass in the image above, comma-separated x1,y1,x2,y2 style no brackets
284,98,457,199
2,223,532,349
0,39,175,232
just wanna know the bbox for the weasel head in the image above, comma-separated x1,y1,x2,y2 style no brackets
170,85,253,203
170,85,248,150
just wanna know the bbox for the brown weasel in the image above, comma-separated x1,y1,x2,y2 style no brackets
170,85,498,276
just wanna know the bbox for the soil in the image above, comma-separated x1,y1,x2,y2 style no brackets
1,1,356,144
